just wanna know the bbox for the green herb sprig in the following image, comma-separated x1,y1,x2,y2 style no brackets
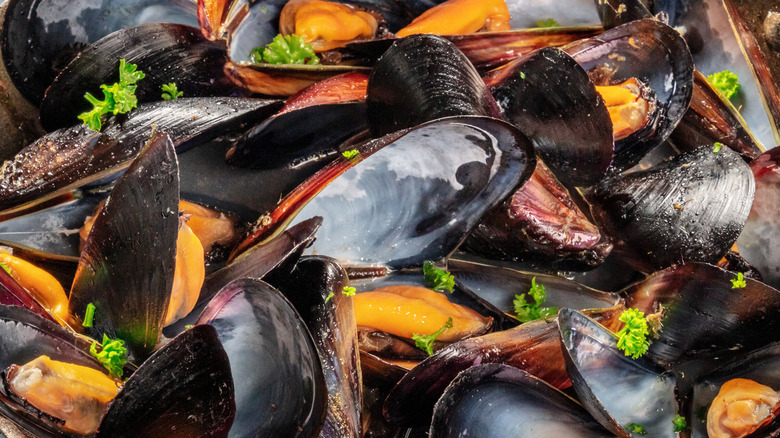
626,422,647,435
82,303,96,328
707,70,741,100
250,34,320,65
78,59,145,131
412,317,453,356
731,272,747,288
90,334,128,379
616,308,650,359
513,277,558,323
535,18,560,28
161,83,183,100
672,414,687,432
423,261,455,293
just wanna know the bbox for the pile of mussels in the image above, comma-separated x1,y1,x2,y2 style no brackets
0,0,777,436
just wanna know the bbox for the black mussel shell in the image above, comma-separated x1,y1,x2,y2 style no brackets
621,262,780,369
1,0,197,104
587,145,755,272
96,325,235,438
68,131,179,361
40,23,240,132
383,307,624,427
671,70,763,161
429,363,613,437
564,19,694,170
0,97,281,219
595,0,652,29
485,47,613,187
268,256,362,438
738,147,780,289
233,116,535,269
558,308,679,437
196,278,326,438
367,34,501,138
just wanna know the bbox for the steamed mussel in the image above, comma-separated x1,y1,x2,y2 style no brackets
0,0,778,436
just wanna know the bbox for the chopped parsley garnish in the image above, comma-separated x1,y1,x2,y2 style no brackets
412,317,453,356
342,286,356,297
519,71,526,79
325,291,335,303
78,59,145,131
90,334,128,379
626,423,647,435
616,308,650,359
342,149,359,159
513,277,558,323
184,324,194,330
535,18,560,28
712,142,723,153
250,34,320,65
0,262,10,275
161,82,183,100
672,414,687,432
422,261,455,293
731,272,747,288
707,70,741,100
82,303,96,328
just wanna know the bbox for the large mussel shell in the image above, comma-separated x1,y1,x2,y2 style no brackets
267,256,362,438
196,278,326,438
621,262,780,369
40,23,240,132
564,19,694,170
485,47,613,187
367,34,500,138
68,131,179,361
0,97,281,219
587,145,755,272
233,116,535,268
429,363,613,437
383,306,624,427
1,0,198,104
737,147,780,289
96,325,235,438
558,308,679,437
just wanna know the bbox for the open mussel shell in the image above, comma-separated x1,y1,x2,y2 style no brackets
68,131,179,361
587,145,755,272
485,47,613,187
383,306,624,427
558,308,679,437
367,34,500,138
671,70,763,161
225,62,370,96
595,0,652,29
738,147,780,289
1,0,198,105
429,363,612,437
621,262,780,369
267,256,362,438
96,325,235,438
40,23,240,132
196,277,326,438
564,18,694,170
0,97,281,219
233,115,535,268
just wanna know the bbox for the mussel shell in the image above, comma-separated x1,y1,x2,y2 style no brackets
0,97,281,219
96,325,235,438
40,23,239,132
737,147,780,289
564,19,694,170
68,131,179,361
367,34,501,138
234,116,535,268
587,145,755,272
429,363,613,437
485,47,613,187
558,308,679,437
1,0,198,104
267,256,362,438
595,0,652,29
196,278,326,438
224,62,369,96
621,262,780,369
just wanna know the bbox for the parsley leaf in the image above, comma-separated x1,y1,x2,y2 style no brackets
82,303,96,328
342,149,359,159
90,334,128,379
0,262,11,275
672,414,687,432
712,142,723,153
250,34,320,65
626,423,647,435
707,70,741,100
77,59,145,131
342,286,356,297
731,272,747,288
535,18,560,28
161,82,184,100
616,308,650,359
412,317,453,356
422,261,455,293
513,277,558,323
